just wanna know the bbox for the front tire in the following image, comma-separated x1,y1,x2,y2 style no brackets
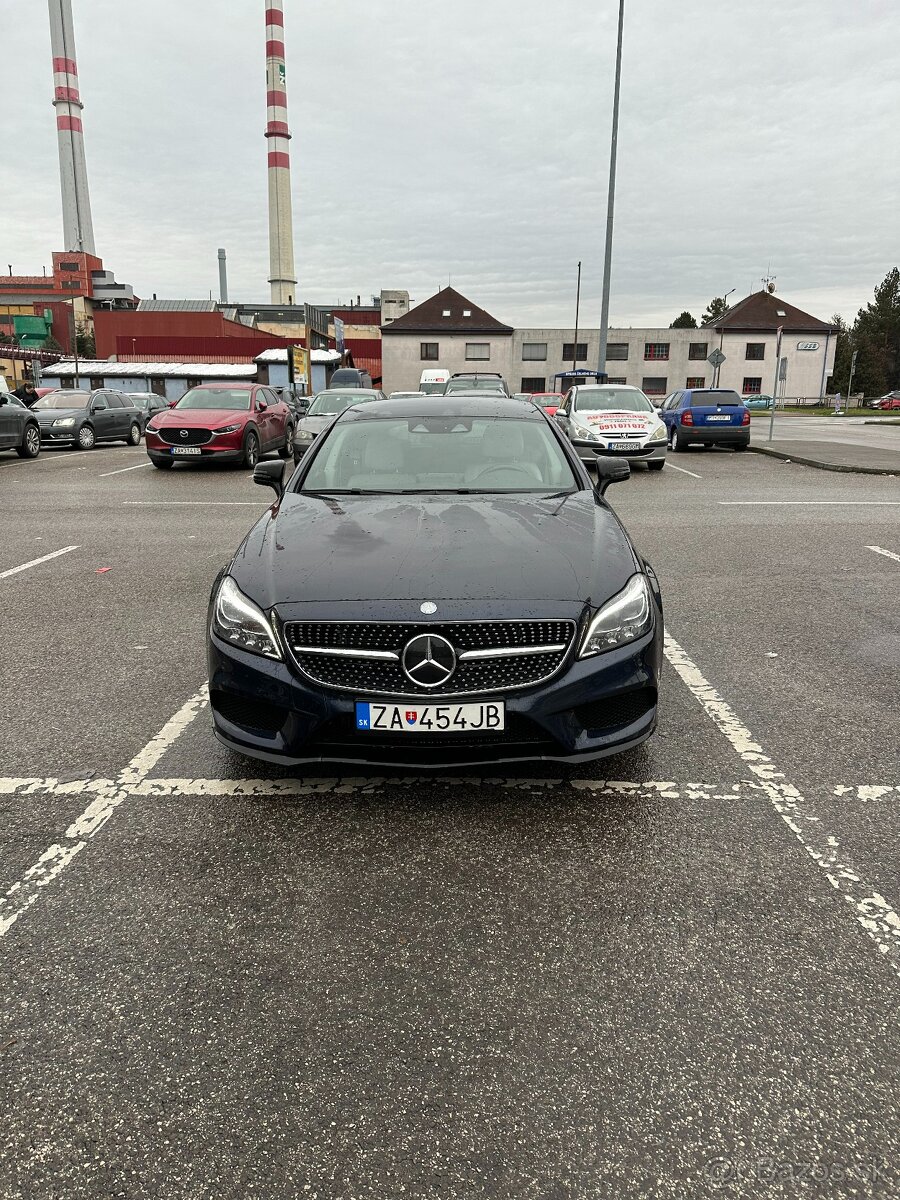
127,422,142,446
242,429,260,469
76,424,95,450
17,424,41,458
278,425,295,460
671,427,688,452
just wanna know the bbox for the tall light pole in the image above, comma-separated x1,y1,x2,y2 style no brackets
597,0,626,379
713,287,735,385
572,261,582,375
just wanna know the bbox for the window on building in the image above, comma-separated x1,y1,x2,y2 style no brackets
607,377,628,385
463,309,472,317
187,378,202,389
420,342,439,360
466,343,490,360
90,377,104,390
688,342,708,360
442,309,451,317
745,343,766,360
521,377,546,393
607,343,629,361
60,378,74,388
62,281,80,289
644,343,670,361
686,376,706,388
521,342,547,361
60,261,80,272
562,342,588,361
742,377,763,394
642,377,668,395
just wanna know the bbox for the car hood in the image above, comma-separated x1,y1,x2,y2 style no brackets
229,491,640,620
35,407,86,422
296,414,332,435
150,409,248,428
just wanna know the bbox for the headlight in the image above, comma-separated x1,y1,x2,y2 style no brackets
579,574,652,657
648,422,667,442
52,417,76,427
574,424,599,441
296,429,315,440
212,575,282,660
146,421,161,433
212,423,241,435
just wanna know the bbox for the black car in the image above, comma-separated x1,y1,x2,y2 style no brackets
125,392,168,431
0,392,41,459
207,396,663,769
32,388,143,449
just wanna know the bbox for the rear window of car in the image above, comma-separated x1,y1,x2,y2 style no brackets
690,391,742,407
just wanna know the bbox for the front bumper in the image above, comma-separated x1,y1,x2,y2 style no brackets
572,438,667,466
38,425,78,444
206,620,663,769
146,434,244,463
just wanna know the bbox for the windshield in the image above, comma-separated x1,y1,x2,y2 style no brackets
300,416,577,494
33,391,86,410
574,388,653,413
419,382,447,394
176,388,252,411
128,395,152,408
444,378,507,393
307,391,376,415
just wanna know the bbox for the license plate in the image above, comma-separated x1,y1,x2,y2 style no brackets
607,441,642,451
172,446,202,455
355,701,505,733
706,415,731,422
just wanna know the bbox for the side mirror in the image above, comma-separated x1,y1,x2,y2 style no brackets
253,459,285,496
256,399,268,411
92,401,107,411
297,399,310,414
167,399,179,408
593,459,631,495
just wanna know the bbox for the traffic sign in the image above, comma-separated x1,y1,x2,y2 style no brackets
707,348,726,367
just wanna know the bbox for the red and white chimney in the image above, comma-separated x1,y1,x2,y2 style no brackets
265,0,297,304
48,0,96,255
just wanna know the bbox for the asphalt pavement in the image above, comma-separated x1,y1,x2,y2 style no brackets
1,439,898,1199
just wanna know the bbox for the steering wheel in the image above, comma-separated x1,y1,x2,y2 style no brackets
468,465,539,484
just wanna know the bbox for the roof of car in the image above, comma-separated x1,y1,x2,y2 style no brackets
342,396,545,421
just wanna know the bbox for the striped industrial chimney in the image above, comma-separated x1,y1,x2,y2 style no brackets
48,0,96,255
264,0,297,303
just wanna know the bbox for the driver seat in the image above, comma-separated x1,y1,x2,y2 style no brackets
464,422,543,485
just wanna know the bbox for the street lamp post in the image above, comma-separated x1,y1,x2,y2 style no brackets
597,0,625,379
713,288,735,385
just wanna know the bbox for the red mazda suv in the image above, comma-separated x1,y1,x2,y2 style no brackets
145,383,294,469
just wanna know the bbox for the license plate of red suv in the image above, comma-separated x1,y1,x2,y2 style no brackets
172,447,202,455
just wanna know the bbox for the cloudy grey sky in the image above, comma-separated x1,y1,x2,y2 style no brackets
2,0,898,327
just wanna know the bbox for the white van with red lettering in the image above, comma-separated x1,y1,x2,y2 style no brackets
419,369,450,395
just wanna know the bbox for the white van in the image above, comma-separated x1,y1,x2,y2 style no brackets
419,369,450,395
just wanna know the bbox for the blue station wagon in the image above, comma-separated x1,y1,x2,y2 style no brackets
658,388,751,453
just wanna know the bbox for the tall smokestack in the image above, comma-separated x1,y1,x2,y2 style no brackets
264,0,297,304
218,248,228,303
48,0,96,255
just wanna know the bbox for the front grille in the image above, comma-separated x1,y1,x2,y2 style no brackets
574,688,656,733
211,690,286,735
282,620,576,697
306,713,561,764
160,427,213,446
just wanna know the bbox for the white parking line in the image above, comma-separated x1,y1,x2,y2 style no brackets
0,686,208,940
124,501,262,507
867,545,900,564
99,462,152,478
0,545,78,580
663,631,900,978
721,501,900,506
665,463,703,479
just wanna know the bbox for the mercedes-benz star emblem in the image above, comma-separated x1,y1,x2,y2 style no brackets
401,633,456,688
179,429,188,438
420,601,437,615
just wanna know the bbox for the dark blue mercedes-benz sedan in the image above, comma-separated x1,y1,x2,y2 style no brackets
206,396,663,769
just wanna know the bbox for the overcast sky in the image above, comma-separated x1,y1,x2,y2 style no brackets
3,0,898,327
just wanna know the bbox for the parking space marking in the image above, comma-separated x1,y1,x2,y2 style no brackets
0,687,208,940
665,463,703,479
124,501,263,507
98,462,152,478
0,546,78,580
867,545,900,564
664,631,900,978
720,501,900,506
